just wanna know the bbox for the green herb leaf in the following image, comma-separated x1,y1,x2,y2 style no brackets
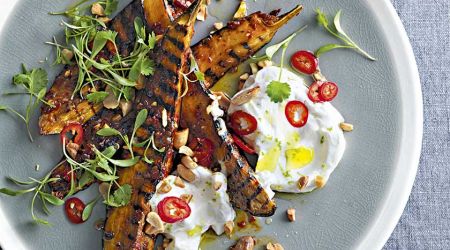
108,70,136,87
266,81,291,103
129,57,154,81
315,8,329,28
106,184,132,207
134,109,148,132
97,127,121,137
92,30,118,59
0,187,35,196
194,71,205,82
107,157,140,167
314,44,352,57
89,171,118,182
82,196,99,221
78,171,94,188
102,145,118,158
40,192,64,206
7,176,36,186
87,91,109,103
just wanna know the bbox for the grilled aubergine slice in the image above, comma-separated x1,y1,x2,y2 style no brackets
181,6,303,216
102,2,202,249
39,0,184,135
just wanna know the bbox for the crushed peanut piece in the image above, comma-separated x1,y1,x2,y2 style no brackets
213,181,222,191
91,3,105,16
66,142,80,159
162,108,168,127
174,176,185,188
145,212,164,235
250,63,258,74
98,17,111,24
173,128,189,149
180,194,193,203
224,221,234,237
340,122,354,132
177,164,196,183
257,60,273,68
64,70,71,77
120,100,132,116
286,208,296,222
179,146,194,157
267,242,284,250
297,176,309,190
239,73,250,80
151,101,157,106
315,175,326,188
181,155,198,169
157,180,172,194
213,22,224,30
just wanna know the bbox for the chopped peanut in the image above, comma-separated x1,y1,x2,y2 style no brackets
213,22,224,30
177,164,196,183
340,122,354,132
174,176,185,188
224,221,234,238
157,180,172,194
91,3,105,16
286,208,296,222
249,63,258,74
297,176,309,190
239,73,250,80
315,175,326,188
231,86,260,106
162,108,168,127
180,194,193,203
257,60,273,68
181,155,198,169
144,212,164,235
179,146,194,157
267,242,284,250
173,128,189,149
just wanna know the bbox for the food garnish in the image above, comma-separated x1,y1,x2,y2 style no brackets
318,81,339,102
60,123,84,145
65,197,86,224
290,50,318,75
157,196,192,223
0,65,51,141
229,110,258,136
232,134,256,155
188,137,214,167
315,8,376,60
285,100,309,128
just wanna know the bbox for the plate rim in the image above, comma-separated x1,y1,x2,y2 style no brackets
0,0,423,249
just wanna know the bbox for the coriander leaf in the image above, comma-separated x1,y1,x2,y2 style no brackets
104,0,119,16
107,157,140,168
87,91,109,103
140,58,154,76
147,32,156,49
266,81,291,103
82,196,99,221
333,10,347,38
315,8,329,28
134,109,148,132
97,127,121,137
109,184,132,207
96,158,114,174
29,68,48,94
40,192,64,206
122,87,134,101
133,17,145,40
13,73,30,87
315,44,352,57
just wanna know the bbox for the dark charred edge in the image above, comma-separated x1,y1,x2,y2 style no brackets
161,49,182,66
242,42,251,50
204,68,220,83
165,35,185,51
192,82,276,217
228,50,240,61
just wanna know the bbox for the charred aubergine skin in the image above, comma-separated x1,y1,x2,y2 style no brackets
180,6,303,216
102,2,201,249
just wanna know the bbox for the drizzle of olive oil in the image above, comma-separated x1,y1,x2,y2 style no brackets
256,145,281,172
285,146,314,170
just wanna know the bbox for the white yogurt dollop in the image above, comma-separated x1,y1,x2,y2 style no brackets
149,167,235,250
228,66,346,193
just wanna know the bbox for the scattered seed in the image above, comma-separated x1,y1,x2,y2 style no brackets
162,108,168,127
181,155,198,169
315,175,326,188
213,22,224,30
250,63,258,74
177,164,196,183
224,221,234,237
286,208,296,222
179,146,194,157
157,180,172,194
339,122,354,132
297,176,309,190
174,176,185,188
239,73,249,80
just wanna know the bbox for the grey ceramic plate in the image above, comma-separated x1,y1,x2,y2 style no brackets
0,0,422,249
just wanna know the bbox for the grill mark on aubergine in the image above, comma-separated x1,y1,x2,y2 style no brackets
161,49,182,66
165,35,185,51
